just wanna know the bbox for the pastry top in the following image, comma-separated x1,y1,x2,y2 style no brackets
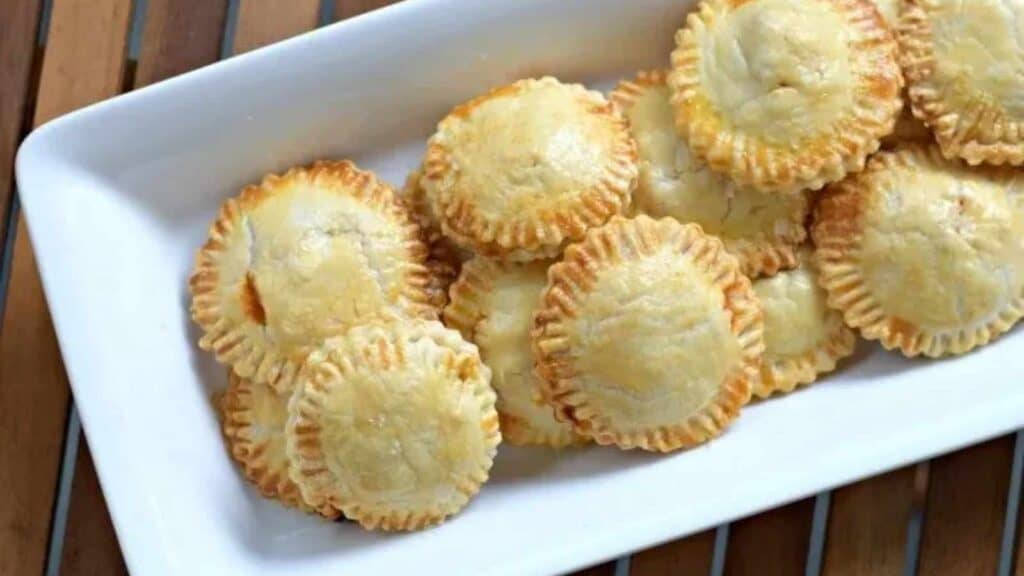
611,70,808,277
752,250,856,396
423,77,638,260
286,320,500,531
813,145,1024,356
755,252,843,359
444,258,580,447
899,0,1024,165
220,372,333,515
532,216,763,452
670,0,902,193
189,160,434,392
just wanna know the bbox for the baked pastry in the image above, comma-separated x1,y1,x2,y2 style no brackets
869,1,933,148
220,372,336,516
813,145,1024,357
189,160,435,393
752,250,857,397
400,166,466,309
611,70,809,278
870,0,900,26
532,216,763,452
669,0,903,193
422,77,638,261
286,320,500,531
899,0,1024,165
445,258,583,447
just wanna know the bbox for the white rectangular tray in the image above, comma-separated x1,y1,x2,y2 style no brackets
15,1,1024,574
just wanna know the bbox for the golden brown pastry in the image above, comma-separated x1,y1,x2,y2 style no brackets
286,320,500,531
400,166,466,310
669,0,903,193
189,160,435,393
752,250,857,397
422,77,638,261
813,145,1024,357
871,1,933,148
445,258,584,447
870,0,900,26
532,216,763,452
220,372,336,516
899,0,1024,165
611,70,809,278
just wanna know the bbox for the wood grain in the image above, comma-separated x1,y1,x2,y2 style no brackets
233,0,320,54
723,498,815,576
134,0,230,88
918,436,1015,576
60,437,127,576
0,1,132,573
0,0,42,237
821,465,920,576
334,0,401,21
630,530,715,576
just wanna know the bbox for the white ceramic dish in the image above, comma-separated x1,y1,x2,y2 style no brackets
15,0,1024,574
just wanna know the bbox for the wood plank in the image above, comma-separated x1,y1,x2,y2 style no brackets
233,0,320,54
1014,439,1024,576
723,498,815,576
918,436,1015,576
0,0,42,238
0,1,132,573
820,465,920,576
134,0,229,88
334,0,401,21
572,561,617,576
630,530,715,576
60,437,127,576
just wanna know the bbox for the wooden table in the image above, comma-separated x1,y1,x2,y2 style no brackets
1,1,1021,574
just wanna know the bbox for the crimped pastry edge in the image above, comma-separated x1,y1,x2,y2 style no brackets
444,257,586,448
898,0,1024,166
611,69,809,278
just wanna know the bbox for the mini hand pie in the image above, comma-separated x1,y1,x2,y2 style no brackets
422,77,638,261
669,0,902,193
899,0,1024,165
286,320,500,531
611,70,809,278
220,372,336,516
813,145,1024,357
532,216,763,452
752,250,857,397
189,160,434,393
445,258,584,447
